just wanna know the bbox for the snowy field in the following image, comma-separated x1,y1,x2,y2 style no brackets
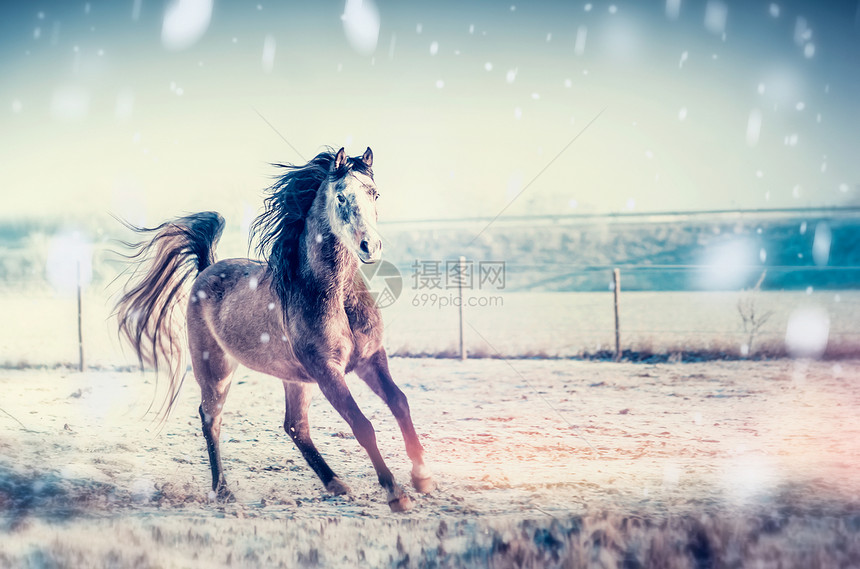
1,358,859,567
1,288,858,368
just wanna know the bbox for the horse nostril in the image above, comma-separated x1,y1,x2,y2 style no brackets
360,240,370,255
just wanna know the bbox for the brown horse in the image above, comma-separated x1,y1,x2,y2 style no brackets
115,147,434,511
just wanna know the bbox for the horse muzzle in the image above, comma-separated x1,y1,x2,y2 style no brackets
358,237,383,264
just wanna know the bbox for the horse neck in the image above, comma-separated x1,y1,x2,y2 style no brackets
299,200,357,302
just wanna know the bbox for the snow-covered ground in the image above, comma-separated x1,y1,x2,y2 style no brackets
1,358,859,567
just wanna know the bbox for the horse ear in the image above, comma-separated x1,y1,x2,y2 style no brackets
361,147,373,168
334,147,347,170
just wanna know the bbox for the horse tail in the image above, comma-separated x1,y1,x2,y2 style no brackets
115,211,225,420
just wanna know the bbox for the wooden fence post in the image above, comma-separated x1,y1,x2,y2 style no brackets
613,268,621,362
77,260,84,372
458,256,466,360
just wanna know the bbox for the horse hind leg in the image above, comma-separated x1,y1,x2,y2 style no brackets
355,350,436,494
189,323,237,501
283,382,349,495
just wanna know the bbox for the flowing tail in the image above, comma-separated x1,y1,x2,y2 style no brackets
115,212,225,419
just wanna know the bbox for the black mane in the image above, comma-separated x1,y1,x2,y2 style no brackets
249,147,373,310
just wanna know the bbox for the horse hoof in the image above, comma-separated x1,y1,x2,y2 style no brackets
388,494,413,513
412,475,437,494
214,486,236,503
326,478,350,496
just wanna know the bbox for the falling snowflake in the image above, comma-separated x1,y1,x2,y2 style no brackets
249,276,259,290
342,0,379,55
429,41,438,55
513,107,522,119
746,109,762,147
678,50,688,69
665,0,681,20
574,26,587,56
161,0,213,51
435,79,444,88
260,333,270,343
262,34,276,73
704,1,728,35
794,17,811,45
484,62,493,71
785,307,829,359
584,3,592,12
769,3,780,17
678,107,687,120
812,223,832,266
506,68,518,83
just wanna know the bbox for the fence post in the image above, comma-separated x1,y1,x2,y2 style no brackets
458,256,466,360
613,268,621,362
77,260,84,372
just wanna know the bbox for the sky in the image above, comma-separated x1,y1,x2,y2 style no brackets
1,0,859,227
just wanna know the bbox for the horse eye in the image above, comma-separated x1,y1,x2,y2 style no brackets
374,193,380,201
337,194,345,204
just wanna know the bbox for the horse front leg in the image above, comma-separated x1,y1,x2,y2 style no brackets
283,381,350,495
313,365,412,512
355,350,436,494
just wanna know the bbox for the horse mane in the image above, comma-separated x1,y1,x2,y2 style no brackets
250,147,373,310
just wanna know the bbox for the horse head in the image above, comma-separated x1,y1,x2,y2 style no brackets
324,147,383,264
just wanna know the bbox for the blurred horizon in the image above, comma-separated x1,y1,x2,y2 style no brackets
2,0,860,227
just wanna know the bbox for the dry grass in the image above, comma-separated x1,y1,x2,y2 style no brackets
2,479,859,569
388,339,860,363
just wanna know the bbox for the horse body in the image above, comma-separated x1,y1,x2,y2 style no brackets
116,147,433,511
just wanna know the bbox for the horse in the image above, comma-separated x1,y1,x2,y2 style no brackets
115,147,434,512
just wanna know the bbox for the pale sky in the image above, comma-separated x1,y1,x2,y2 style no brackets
1,0,859,227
